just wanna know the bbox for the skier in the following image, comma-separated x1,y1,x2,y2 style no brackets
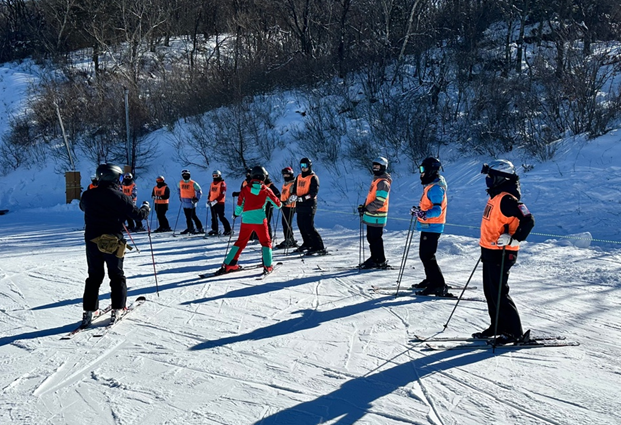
231,168,252,197
121,173,143,231
218,166,282,274
275,166,298,249
291,157,326,255
151,175,172,232
178,169,204,234
410,157,449,296
264,170,281,238
79,163,150,326
358,157,391,269
475,159,535,343
207,170,232,236
88,175,99,190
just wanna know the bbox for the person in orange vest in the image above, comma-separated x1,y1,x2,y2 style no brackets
475,159,534,344
88,175,99,190
290,157,326,255
275,167,298,249
218,166,282,275
178,169,204,234
207,170,231,236
410,157,448,296
121,173,145,232
357,157,391,269
231,168,252,197
151,175,171,232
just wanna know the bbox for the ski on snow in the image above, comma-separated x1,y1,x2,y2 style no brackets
424,339,580,351
60,305,113,340
255,262,283,280
371,284,477,291
370,285,484,302
199,262,283,279
92,296,147,338
316,265,395,272
409,334,567,343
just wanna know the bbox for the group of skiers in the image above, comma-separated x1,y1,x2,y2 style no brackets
80,155,535,345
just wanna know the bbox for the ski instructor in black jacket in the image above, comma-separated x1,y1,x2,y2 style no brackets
79,163,150,327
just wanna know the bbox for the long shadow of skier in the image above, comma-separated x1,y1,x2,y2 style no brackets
253,347,492,425
189,295,415,351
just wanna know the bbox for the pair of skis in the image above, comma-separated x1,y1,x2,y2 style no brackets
371,285,484,302
61,296,146,340
198,262,283,280
409,333,580,351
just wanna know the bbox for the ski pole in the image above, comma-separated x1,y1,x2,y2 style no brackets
172,202,182,236
395,214,416,296
358,214,364,271
492,246,507,352
221,216,237,264
272,208,281,246
150,197,155,230
144,218,160,296
122,223,140,254
279,206,295,255
443,257,481,330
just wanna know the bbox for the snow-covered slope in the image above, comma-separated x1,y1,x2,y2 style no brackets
1,61,621,425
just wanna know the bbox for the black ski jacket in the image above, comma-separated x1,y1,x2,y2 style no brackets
80,182,149,240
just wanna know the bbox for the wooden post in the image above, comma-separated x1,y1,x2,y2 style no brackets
65,171,82,203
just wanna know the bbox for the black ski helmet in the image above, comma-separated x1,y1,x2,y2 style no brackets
300,157,312,168
282,166,294,175
419,157,442,185
181,169,191,180
96,163,123,183
251,166,268,181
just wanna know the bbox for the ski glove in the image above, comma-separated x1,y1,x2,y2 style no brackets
208,200,218,207
192,197,199,203
357,204,366,216
497,233,520,247
140,201,150,213
232,191,240,197
411,206,426,219
287,195,297,204
297,195,311,202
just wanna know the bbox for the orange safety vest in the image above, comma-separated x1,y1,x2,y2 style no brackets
88,183,97,190
480,192,520,251
296,175,313,197
209,181,226,203
122,182,136,200
418,183,446,224
179,180,196,199
281,181,296,207
153,186,169,204
364,178,390,213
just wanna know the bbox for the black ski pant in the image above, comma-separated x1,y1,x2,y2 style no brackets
155,204,170,229
419,231,446,288
366,225,386,264
83,239,127,311
266,203,274,237
210,203,231,233
281,206,296,242
183,207,202,231
296,206,324,250
481,247,523,338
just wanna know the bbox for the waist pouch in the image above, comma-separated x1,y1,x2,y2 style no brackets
90,234,133,258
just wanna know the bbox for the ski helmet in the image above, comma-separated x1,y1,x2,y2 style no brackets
281,166,294,175
123,172,133,180
96,163,123,183
181,169,191,179
372,157,388,174
419,157,441,184
213,170,222,177
300,157,312,169
482,159,516,188
156,175,165,183
251,166,268,181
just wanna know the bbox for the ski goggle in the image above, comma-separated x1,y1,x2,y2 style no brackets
212,174,220,178
419,165,425,173
300,163,309,169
